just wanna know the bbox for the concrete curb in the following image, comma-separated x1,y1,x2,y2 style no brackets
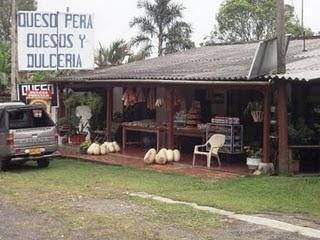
128,192,320,239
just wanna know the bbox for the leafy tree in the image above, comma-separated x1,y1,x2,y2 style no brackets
0,41,10,89
130,0,194,56
95,40,131,67
205,0,313,44
0,0,37,41
22,71,58,83
128,45,152,63
284,4,313,37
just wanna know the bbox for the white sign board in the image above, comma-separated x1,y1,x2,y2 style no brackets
17,11,94,71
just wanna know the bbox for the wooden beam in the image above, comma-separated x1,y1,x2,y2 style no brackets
59,80,271,89
262,88,271,163
167,88,174,149
106,87,113,142
277,81,289,173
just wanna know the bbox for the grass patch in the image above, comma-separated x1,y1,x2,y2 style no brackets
1,159,320,217
0,159,224,239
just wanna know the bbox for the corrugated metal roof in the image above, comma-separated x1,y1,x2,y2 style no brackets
57,41,259,82
56,38,320,83
277,38,320,81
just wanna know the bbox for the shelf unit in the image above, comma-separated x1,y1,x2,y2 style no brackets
206,123,243,154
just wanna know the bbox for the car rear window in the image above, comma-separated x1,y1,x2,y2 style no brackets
0,110,6,132
8,109,54,129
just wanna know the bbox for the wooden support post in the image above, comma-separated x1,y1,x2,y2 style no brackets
106,87,113,142
167,88,174,149
277,81,289,173
263,88,271,163
58,85,65,119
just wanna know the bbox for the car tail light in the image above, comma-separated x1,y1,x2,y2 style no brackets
7,133,14,146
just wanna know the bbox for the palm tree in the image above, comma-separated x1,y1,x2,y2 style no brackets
95,40,131,68
128,44,152,63
130,0,194,57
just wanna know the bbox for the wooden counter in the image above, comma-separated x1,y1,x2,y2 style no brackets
122,121,206,152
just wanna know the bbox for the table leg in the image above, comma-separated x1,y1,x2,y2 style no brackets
157,129,160,152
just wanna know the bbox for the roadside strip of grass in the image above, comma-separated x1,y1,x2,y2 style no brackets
0,159,224,239
0,158,319,217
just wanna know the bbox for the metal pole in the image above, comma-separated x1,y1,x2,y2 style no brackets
10,0,17,101
302,0,307,51
276,0,286,74
106,88,113,142
301,0,304,32
167,88,174,149
262,88,271,163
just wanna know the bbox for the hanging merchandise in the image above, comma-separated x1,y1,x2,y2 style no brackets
174,90,183,107
128,88,137,106
147,88,156,110
122,88,138,107
136,87,145,103
122,89,129,107
164,89,183,110
155,97,164,108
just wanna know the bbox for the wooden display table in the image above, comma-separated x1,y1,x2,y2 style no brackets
175,127,206,139
122,122,165,152
289,145,320,159
122,121,206,152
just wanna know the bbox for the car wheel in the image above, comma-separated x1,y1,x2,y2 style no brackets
37,158,50,168
0,160,10,171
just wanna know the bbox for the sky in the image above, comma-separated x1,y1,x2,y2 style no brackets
37,0,320,48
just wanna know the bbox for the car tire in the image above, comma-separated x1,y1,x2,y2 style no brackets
0,160,10,171
37,158,50,168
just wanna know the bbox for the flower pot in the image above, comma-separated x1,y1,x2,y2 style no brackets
69,133,87,145
246,157,261,170
79,147,88,154
251,111,264,122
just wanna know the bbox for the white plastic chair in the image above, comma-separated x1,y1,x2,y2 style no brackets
192,134,226,168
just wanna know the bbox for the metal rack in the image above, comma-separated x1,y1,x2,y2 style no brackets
206,123,243,154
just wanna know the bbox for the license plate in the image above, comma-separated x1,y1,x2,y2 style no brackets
29,148,41,156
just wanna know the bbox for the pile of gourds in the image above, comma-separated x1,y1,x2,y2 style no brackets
143,148,180,165
87,142,121,155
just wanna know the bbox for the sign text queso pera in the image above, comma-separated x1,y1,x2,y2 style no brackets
17,11,94,71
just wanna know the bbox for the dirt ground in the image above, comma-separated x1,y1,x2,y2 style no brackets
0,198,317,240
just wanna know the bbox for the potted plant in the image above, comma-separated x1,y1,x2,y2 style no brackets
59,114,88,145
64,91,103,133
68,115,89,145
313,123,320,144
57,117,70,137
245,146,262,170
289,118,314,145
80,141,91,154
244,101,263,122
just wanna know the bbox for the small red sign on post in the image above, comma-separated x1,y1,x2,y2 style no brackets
26,90,52,99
